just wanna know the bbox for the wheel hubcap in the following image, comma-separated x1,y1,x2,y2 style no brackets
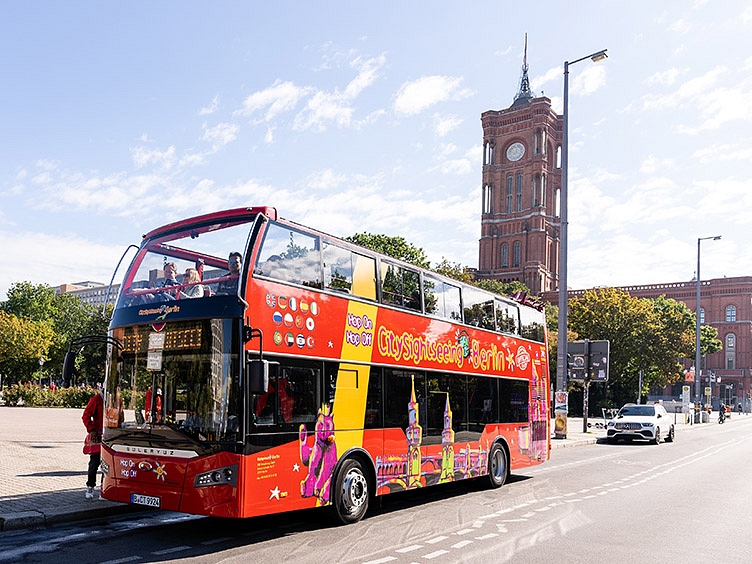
342,470,367,513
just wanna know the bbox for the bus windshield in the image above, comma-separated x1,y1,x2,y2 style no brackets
104,319,241,444
114,209,270,311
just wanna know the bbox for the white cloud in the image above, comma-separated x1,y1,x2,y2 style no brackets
433,114,463,137
693,144,752,163
640,155,676,174
235,80,313,122
202,122,239,150
571,65,607,96
130,145,176,169
393,76,474,116
645,68,681,86
199,95,220,116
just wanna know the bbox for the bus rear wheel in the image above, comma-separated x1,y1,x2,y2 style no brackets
487,443,508,488
332,458,370,525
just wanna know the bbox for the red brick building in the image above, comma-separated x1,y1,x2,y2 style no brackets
476,49,563,295
477,49,751,409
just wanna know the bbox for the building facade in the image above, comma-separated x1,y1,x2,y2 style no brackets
479,46,751,409
476,48,563,294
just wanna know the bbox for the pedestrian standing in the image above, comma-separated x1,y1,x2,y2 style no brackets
82,389,104,499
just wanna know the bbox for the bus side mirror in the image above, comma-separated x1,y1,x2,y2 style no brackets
62,351,76,384
248,359,269,394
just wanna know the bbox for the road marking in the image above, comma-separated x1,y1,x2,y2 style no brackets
451,540,474,549
423,550,449,559
426,536,448,544
395,545,422,553
475,533,498,540
455,528,474,535
151,546,191,556
361,557,396,564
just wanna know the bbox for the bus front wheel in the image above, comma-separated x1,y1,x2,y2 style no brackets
332,458,370,525
487,443,508,488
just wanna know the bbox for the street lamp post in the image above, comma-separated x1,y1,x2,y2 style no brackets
695,235,721,411
555,48,607,439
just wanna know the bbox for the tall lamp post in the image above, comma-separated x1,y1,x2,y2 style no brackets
695,235,721,409
555,48,607,438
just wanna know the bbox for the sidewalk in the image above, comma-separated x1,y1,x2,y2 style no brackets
0,407,709,532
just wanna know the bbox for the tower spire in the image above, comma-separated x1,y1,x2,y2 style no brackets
511,33,533,107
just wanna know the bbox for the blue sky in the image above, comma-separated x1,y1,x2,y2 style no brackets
1,1,750,300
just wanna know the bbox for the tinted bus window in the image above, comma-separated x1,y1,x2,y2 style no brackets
364,366,382,429
424,274,461,321
425,373,466,440
468,376,499,432
499,378,529,423
254,222,322,288
384,370,425,429
322,241,377,301
495,299,520,335
463,287,496,330
519,306,545,343
380,262,421,311
254,361,320,428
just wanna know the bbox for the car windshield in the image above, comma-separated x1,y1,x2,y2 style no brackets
619,405,656,417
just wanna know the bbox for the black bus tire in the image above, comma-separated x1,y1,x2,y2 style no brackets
332,458,370,525
487,442,508,489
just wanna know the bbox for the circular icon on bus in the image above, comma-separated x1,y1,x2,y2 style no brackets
272,312,283,326
310,301,319,316
278,295,288,310
274,331,283,345
296,334,305,348
284,313,294,327
300,300,309,314
285,333,295,347
289,297,297,312
306,317,315,331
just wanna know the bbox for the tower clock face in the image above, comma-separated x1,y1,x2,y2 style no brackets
506,142,525,162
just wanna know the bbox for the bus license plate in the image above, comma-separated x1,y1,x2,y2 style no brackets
131,493,161,508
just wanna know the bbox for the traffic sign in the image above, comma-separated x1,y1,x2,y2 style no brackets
568,339,609,381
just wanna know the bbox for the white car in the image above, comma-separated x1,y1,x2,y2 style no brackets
606,403,675,444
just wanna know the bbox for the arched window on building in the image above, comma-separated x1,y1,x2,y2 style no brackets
725,305,737,322
726,333,736,369
515,172,523,212
501,243,508,268
513,241,521,268
506,174,513,213
482,184,492,214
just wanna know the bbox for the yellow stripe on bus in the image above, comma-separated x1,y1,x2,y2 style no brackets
333,301,378,451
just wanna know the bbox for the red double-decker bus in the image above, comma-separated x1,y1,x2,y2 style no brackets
96,207,550,524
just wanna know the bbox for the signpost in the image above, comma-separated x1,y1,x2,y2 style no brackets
568,339,610,432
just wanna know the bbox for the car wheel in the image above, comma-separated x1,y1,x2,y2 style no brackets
653,427,661,445
487,442,508,488
665,426,675,442
331,458,370,525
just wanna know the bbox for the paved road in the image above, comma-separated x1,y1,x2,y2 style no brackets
0,406,710,531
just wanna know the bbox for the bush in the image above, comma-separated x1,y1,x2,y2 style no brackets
2,384,97,408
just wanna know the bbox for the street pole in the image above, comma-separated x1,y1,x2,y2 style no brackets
555,48,607,440
694,236,721,412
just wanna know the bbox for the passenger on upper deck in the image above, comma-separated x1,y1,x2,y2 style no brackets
216,252,242,295
162,262,179,287
181,268,205,298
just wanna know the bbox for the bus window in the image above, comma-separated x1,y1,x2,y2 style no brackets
425,374,466,441
424,274,461,321
322,242,377,300
384,369,425,430
380,262,421,311
500,379,529,423
364,366,382,429
254,222,322,289
519,306,545,343
462,287,496,330
254,362,320,427
495,299,520,335
468,376,499,432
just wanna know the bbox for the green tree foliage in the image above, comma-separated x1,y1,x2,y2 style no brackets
0,311,55,384
433,258,474,284
700,324,722,357
346,233,430,268
0,282,102,385
474,278,530,297
568,288,697,408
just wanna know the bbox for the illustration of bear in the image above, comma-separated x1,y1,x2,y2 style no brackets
299,403,337,504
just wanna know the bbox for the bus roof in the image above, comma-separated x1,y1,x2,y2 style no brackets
141,206,277,242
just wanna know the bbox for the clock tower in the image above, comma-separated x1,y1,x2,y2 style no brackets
477,40,563,295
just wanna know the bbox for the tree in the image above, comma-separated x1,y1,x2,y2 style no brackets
0,311,55,385
433,258,474,284
474,278,530,297
700,324,722,357
346,233,430,268
568,288,696,409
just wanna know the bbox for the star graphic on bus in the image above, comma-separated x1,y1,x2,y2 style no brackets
154,462,167,481
270,486,281,501
293,463,300,472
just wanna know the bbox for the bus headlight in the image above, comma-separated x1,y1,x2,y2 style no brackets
194,464,238,487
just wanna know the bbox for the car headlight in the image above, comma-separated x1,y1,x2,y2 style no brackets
643,422,654,427
607,421,614,427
